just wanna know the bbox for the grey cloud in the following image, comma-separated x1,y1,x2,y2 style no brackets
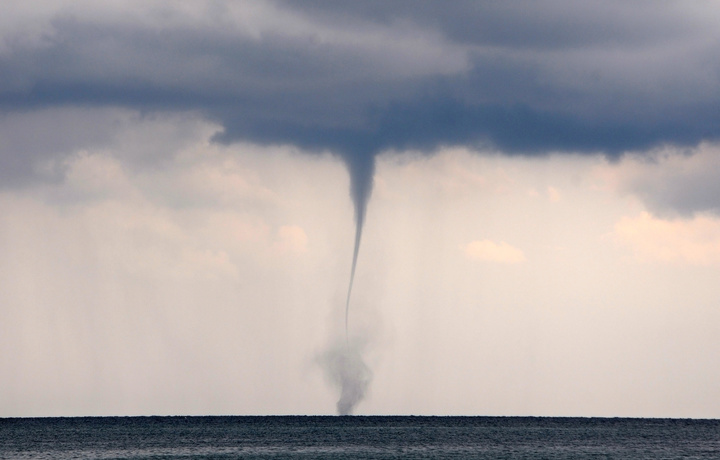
0,108,119,186
618,147,720,217
0,108,211,188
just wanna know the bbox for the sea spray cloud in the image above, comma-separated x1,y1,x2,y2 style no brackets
320,338,372,415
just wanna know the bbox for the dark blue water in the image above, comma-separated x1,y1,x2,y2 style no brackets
1,416,719,459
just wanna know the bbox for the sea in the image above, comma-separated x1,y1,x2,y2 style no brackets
1,416,719,459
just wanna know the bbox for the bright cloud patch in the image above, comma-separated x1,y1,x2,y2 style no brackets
615,212,720,265
463,240,526,264
273,225,309,255
547,186,562,203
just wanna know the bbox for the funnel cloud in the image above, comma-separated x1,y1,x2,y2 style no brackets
343,153,375,337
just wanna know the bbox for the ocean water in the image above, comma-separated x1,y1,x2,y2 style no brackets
1,416,719,459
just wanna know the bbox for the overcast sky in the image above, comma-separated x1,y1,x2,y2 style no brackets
3,0,720,417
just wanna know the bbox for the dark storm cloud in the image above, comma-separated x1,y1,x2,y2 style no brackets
1,0,720,212
3,1,718,153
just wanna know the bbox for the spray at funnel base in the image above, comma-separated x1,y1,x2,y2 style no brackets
321,339,372,415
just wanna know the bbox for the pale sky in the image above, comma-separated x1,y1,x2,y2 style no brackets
2,1,720,418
